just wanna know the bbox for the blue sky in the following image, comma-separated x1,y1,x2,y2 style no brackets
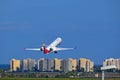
0,0,120,64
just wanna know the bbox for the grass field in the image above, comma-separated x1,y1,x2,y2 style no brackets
0,78,120,80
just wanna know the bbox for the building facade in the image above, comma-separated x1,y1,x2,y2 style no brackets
22,58,36,71
54,58,61,71
10,58,20,72
38,58,54,72
79,58,94,72
72,59,77,71
103,58,120,70
61,58,76,73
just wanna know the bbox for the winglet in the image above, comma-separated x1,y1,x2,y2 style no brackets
24,48,26,50
74,46,77,49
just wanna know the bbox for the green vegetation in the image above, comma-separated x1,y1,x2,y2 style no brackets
0,78,120,80
0,69,3,73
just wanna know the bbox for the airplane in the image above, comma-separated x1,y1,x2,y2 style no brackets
24,37,73,54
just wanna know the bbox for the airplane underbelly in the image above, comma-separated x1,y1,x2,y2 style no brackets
44,48,49,54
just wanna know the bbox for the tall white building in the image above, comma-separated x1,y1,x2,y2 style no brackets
38,58,44,71
61,59,68,73
103,58,120,70
22,58,36,71
115,59,120,70
47,59,54,71
79,58,94,72
38,58,53,72
61,58,76,73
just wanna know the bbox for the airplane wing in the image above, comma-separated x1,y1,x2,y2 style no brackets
24,48,41,51
53,47,74,51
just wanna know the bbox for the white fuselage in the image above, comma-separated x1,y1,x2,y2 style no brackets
46,37,62,50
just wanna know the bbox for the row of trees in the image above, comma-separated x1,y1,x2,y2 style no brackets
1,65,120,73
0,70,120,78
